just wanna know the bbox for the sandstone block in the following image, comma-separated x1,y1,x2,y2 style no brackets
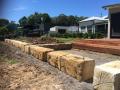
61,54,95,81
93,61,120,90
30,45,54,61
24,45,30,54
47,51,69,69
5,39,10,43
47,51,95,81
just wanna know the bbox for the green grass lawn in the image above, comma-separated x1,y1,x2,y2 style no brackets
55,37,77,43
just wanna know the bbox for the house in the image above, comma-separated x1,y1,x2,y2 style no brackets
49,26,79,34
103,3,120,38
79,16,108,36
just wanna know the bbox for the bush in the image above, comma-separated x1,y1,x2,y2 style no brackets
49,32,105,39
82,33,89,39
77,33,83,38
95,33,104,38
0,27,9,40
0,27,8,35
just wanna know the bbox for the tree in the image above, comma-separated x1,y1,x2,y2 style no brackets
51,17,57,26
19,16,28,27
57,14,69,26
74,16,88,22
0,26,8,35
6,21,17,33
67,15,77,26
41,13,51,24
0,19,9,26
27,13,43,26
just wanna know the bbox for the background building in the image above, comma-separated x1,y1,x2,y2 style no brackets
103,3,120,38
49,26,79,34
79,16,108,36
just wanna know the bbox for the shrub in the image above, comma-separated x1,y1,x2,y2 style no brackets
0,27,9,40
83,33,89,39
0,27,8,35
77,33,83,38
95,33,104,38
49,32,105,39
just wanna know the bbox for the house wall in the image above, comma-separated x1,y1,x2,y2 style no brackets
50,26,78,34
79,21,94,33
67,26,79,33
108,7,120,38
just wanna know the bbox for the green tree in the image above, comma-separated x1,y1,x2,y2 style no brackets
0,26,8,35
6,21,17,33
67,15,77,26
57,14,68,26
0,18,9,26
27,13,42,26
19,16,28,27
41,13,51,24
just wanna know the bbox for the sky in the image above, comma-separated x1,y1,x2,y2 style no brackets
2,0,120,22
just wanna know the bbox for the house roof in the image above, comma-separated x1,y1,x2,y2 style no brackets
79,16,108,22
103,3,120,9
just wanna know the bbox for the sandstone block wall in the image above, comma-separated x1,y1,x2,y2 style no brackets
5,39,95,82
47,51,95,81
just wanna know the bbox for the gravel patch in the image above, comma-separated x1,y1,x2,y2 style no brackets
63,49,120,65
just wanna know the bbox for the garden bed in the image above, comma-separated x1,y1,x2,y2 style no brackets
15,37,63,44
73,39,120,56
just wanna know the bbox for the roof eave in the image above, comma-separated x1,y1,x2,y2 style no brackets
103,3,120,10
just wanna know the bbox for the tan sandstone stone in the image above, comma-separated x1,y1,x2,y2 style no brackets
61,54,95,81
93,61,120,90
30,45,54,61
47,51,69,69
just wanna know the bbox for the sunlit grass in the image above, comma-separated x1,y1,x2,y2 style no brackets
55,37,76,43
7,59,18,64
0,54,18,64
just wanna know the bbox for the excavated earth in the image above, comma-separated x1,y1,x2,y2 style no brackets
0,42,93,90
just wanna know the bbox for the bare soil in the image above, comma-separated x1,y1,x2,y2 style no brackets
64,49,120,65
0,42,93,90
15,37,62,44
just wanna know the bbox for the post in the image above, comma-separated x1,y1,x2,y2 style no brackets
107,10,111,39
92,20,95,34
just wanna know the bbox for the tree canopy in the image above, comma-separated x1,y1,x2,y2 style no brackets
19,13,87,28
0,19,17,36
0,19,9,27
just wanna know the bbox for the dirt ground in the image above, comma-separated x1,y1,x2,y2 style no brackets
15,37,63,44
64,49,120,65
0,42,93,90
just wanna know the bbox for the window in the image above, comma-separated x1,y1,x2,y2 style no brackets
81,26,86,29
58,29,66,34
87,25,92,33
81,26,86,33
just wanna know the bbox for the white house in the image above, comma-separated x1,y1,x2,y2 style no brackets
50,26,79,34
79,16,108,35
103,3,120,38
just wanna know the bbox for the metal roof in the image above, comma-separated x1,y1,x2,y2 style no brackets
103,3,120,9
79,16,108,22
